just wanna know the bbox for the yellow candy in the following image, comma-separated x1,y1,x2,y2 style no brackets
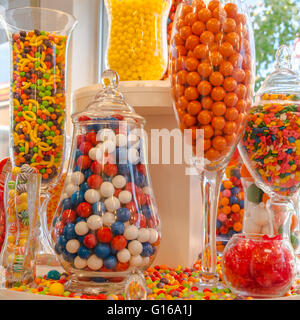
7,235,15,244
19,239,27,247
49,282,64,295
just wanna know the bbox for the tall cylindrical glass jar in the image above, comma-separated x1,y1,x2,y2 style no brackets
2,7,77,190
104,0,172,81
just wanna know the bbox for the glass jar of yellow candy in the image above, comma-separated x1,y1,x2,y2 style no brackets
104,0,172,81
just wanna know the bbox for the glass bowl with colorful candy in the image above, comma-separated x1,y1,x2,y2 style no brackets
49,70,161,295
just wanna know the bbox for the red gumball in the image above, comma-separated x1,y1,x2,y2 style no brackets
104,164,118,177
114,188,122,197
130,212,146,228
77,135,86,147
87,175,103,189
115,261,129,271
61,209,76,224
77,155,91,170
83,234,97,248
136,164,146,175
80,141,93,155
125,182,139,194
125,201,137,213
91,161,103,174
78,116,91,122
76,202,92,218
231,213,241,222
86,131,97,146
55,221,65,235
97,227,113,243
136,193,147,206
111,235,127,251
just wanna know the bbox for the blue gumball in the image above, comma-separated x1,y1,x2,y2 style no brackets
95,243,111,259
216,220,222,229
111,247,118,255
116,208,131,222
84,169,93,180
141,205,152,219
61,198,73,210
78,246,92,259
230,196,239,205
103,255,117,269
55,243,63,255
63,223,76,240
134,170,145,187
111,221,124,235
91,277,107,283
71,191,85,207
62,248,76,262
73,165,81,172
231,187,239,195
118,164,130,176
77,235,85,244
141,242,153,257
47,270,61,280
92,201,106,216
75,150,82,161
80,182,90,194
239,200,244,209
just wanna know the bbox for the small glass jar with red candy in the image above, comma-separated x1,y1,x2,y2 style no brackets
222,233,296,298
49,70,161,294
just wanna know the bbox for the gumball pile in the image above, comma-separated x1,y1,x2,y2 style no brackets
53,119,160,276
170,0,253,162
222,234,296,297
216,165,244,252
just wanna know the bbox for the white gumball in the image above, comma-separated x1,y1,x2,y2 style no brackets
112,175,126,189
100,182,115,198
84,189,101,204
103,140,116,154
124,225,139,240
97,128,115,142
87,215,103,230
137,228,150,243
74,256,87,269
243,217,262,234
128,148,139,164
66,239,80,254
118,190,132,204
65,183,79,197
75,221,89,236
130,255,143,267
128,240,143,256
116,134,127,147
64,175,72,185
87,254,103,270
104,196,120,212
71,171,85,185
252,205,270,226
102,212,116,226
148,229,158,244
128,133,140,148
117,248,131,263
141,256,150,267
88,147,98,161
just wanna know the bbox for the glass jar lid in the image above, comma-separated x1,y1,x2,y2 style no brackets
72,70,145,125
256,45,300,102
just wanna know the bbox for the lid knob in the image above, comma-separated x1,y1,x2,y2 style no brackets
275,45,292,71
101,69,119,89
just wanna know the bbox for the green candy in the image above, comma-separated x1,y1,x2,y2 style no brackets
8,181,16,189
48,107,54,113
36,79,43,86
30,84,36,90
19,146,25,152
46,85,52,91
40,168,46,174
35,52,41,58
33,147,38,153
32,106,37,112
246,183,264,204
17,112,23,117
36,119,43,124
20,71,25,77
46,140,52,145
34,61,40,68
47,121,53,127
39,92,45,98
43,73,50,79
44,90,52,96
43,131,50,137
291,233,299,249
38,85,45,91
42,101,49,107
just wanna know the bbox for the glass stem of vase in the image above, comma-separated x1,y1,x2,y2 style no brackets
199,168,225,284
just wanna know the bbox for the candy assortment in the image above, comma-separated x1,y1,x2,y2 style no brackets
105,0,171,81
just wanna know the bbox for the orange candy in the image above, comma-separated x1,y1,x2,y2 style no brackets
186,35,200,50
197,110,212,125
212,116,225,130
211,86,226,101
186,71,201,86
210,51,223,66
184,86,199,101
206,18,221,33
193,44,208,59
219,61,234,76
187,100,202,115
192,21,206,35
197,80,212,96
223,77,237,92
185,57,199,71
197,62,213,77
180,26,192,40
200,31,214,45
183,114,197,127
202,124,214,139
212,101,226,116
212,136,227,151
198,8,212,22
201,96,213,109
209,71,224,86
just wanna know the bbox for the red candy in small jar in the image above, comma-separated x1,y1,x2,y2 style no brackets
221,234,296,298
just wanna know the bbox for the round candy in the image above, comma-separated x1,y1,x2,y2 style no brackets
112,175,127,189
87,215,103,230
49,283,65,295
111,235,127,251
63,223,76,240
111,221,125,235
116,207,131,222
100,182,115,198
83,234,97,248
128,133,140,148
104,196,120,212
128,148,139,164
61,210,76,224
148,228,159,244
102,212,116,226
103,140,116,154
87,175,103,189
128,240,143,255
74,256,87,269
71,172,85,185
104,164,118,177
118,190,132,204
91,161,103,174
117,248,131,263
65,184,79,197
92,201,106,216
130,255,143,267
88,147,98,161
75,221,89,236
84,189,101,204
78,246,92,259
77,155,91,170
104,255,117,269
71,191,85,206
116,134,127,147
98,128,115,141
141,242,153,257
95,243,111,259
87,254,103,270
66,239,80,254
46,270,61,280
124,225,139,240
137,228,150,243
97,227,113,243
76,202,92,218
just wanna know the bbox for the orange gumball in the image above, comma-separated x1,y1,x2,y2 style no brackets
187,100,202,115
230,52,243,68
180,26,192,40
173,84,184,99
224,3,238,18
192,21,206,35
219,61,234,76
210,51,223,66
181,5,193,18
185,57,199,71
224,92,238,107
209,71,224,86
226,32,240,49
236,13,247,25
206,18,221,33
200,31,214,45
202,96,213,109
223,77,238,92
235,84,247,99
198,62,213,77
205,148,220,161
176,96,189,110
212,136,227,151
223,121,237,135
208,0,221,12
236,99,247,112
175,56,185,72
187,71,201,86
198,80,212,96
212,101,226,116
212,6,227,22
225,107,239,121
184,86,199,101
222,18,236,33
176,70,188,85
184,12,198,27
194,44,208,59
220,42,234,57
186,35,200,50
212,116,225,130
204,139,212,151
225,133,236,146
232,68,245,82
183,113,197,127
198,8,212,22
211,86,226,101
202,124,214,139
173,33,185,46
197,110,212,125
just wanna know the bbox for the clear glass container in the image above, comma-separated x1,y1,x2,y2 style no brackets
222,233,296,298
2,7,77,190
50,70,161,294
104,0,172,81
169,0,255,288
